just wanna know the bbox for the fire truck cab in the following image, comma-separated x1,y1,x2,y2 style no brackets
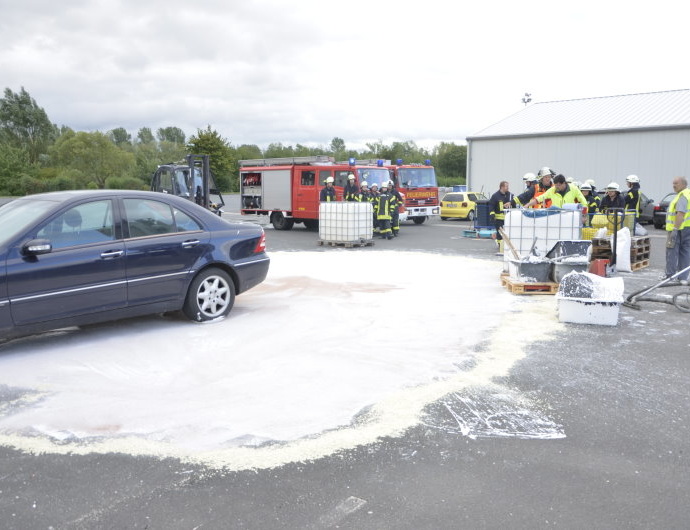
387,160,440,224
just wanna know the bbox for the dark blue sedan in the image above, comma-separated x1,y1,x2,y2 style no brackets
0,190,270,340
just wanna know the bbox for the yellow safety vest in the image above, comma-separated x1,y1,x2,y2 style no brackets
666,188,690,231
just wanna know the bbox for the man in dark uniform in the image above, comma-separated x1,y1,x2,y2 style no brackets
488,180,514,255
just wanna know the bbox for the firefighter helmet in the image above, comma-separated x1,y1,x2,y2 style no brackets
348,173,355,180
523,172,537,182
325,176,334,184
626,174,639,183
605,182,620,192
538,167,554,178
370,182,378,188
585,179,596,188
360,181,368,187
380,181,389,189
580,183,592,191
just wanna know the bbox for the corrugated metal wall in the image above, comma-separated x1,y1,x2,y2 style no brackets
467,128,690,202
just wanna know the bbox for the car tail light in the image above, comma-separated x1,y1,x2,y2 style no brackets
462,202,468,207
253,232,266,253
653,205,661,212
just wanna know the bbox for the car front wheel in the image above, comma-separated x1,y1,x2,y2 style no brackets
183,268,236,321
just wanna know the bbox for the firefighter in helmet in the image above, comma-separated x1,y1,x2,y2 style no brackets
624,174,642,223
357,180,370,202
533,167,555,208
320,176,337,202
515,173,538,207
374,181,396,239
579,183,599,225
369,183,379,232
388,180,403,237
344,173,358,202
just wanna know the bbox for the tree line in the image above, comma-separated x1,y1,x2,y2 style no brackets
0,87,467,196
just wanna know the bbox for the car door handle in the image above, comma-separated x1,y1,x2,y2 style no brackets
181,239,200,248
100,250,124,259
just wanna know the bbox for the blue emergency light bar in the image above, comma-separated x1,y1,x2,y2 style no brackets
348,157,356,166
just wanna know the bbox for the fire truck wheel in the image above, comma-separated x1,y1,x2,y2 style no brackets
412,216,427,225
303,220,319,231
183,268,236,322
271,212,295,230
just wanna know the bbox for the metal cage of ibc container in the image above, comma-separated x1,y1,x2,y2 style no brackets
318,202,374,243
503,208,583,267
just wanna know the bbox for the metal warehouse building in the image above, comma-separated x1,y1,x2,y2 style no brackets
466,89,690,203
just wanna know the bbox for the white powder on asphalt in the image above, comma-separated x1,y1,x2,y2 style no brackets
0,251,563,470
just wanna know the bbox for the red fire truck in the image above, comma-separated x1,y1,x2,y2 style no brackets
386,160,440,224
240,156,393,230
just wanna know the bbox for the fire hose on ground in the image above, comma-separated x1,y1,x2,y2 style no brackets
623,264,690,312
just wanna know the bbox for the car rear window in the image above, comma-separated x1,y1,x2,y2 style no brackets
443,193,463,202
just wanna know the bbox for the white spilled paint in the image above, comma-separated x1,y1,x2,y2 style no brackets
0,251,563,470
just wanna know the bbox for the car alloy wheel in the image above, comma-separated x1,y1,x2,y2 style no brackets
183,267,236,321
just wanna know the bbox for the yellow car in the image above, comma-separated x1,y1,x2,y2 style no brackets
440,192,487,221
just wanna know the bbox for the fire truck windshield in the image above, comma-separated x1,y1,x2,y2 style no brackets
358,168,391,188
397,167,437,188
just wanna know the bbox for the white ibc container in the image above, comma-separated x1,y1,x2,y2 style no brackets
319,202,373,242
503,209,582,266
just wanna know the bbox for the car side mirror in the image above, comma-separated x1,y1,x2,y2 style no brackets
22,239,52,256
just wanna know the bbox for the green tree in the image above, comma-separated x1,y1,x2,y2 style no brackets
264,142,294,158
157,127,186,145
52,131,136,188
0,143,33,195
108,127,132,147
235,144,263,161
187,125,236,192
0,87,58,164
433,142,467,185
136,127,155,145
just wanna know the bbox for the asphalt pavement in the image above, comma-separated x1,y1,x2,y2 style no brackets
1,213,689,529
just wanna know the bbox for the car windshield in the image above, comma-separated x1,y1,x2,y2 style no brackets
397,167,437,188
0,198,58,247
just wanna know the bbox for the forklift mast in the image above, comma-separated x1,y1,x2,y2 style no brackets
151,154,225,215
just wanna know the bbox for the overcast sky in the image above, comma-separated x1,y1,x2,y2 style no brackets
1,0,686,151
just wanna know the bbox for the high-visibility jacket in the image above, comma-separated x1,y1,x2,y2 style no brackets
666,188,690,231
533,183,552,208
536,184,587,209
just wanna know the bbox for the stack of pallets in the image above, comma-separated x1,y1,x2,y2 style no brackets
590,236,650,270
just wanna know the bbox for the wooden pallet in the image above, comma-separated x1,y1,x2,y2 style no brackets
317,239,375,248
631,259,650,271
501,275,558,295
591,235,651,266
